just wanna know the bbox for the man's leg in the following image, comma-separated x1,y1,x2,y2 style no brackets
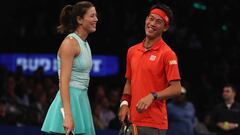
137,126,167,135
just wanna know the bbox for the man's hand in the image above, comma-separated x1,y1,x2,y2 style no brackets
136,94,154,113
118,105,130,123
217,122,239,131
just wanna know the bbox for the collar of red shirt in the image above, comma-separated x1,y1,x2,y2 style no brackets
137,38,165,52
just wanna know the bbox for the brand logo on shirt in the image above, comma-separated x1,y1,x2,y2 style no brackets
169,60,177,65
149,55,156,61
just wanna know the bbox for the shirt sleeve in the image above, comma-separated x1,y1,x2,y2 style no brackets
164,51,181,82
125,48,132,80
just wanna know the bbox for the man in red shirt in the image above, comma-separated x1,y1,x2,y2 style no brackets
118,3,181,135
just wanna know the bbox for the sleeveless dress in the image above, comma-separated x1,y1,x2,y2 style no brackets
41,33,95,135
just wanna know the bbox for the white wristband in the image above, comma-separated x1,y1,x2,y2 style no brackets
120,100,129,107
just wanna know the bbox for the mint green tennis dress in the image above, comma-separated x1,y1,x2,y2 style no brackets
41,33,95,135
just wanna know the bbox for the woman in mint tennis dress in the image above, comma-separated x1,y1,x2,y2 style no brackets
41,1,98,135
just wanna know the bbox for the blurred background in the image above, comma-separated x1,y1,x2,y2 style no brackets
0,0,240,135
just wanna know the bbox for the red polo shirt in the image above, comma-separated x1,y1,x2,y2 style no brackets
125,38,180,130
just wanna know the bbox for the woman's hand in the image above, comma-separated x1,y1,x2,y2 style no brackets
63,114,74,135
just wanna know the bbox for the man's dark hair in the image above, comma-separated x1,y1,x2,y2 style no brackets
224,83,237,93
150,3,174,26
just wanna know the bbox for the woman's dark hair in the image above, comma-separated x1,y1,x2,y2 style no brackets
57,1,94,34
150,3,174,26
